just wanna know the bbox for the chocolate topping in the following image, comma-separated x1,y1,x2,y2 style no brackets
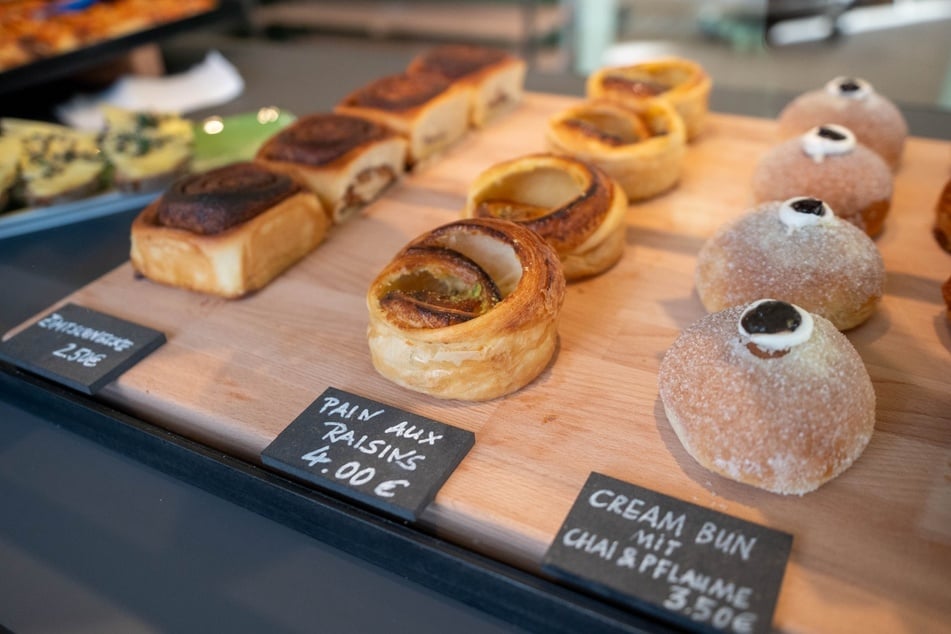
343,72,449,112
791,197,826,216
414,44,508,79
838,78,862,93
817,126,848,141
156,162,300,235
741,300,802,335
259,114,392,166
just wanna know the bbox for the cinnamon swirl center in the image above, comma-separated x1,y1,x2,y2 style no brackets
343,72,449,112
258,114,392,166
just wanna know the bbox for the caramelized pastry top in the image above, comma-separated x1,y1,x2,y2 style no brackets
156,162,301,235
258,113,395,166
410,44,510,79
340,72,450,112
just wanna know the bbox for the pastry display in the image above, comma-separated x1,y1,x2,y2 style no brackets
546,99,686,201
463,153,628,280
256,113,407,224
0,136,18,211
336,71,470,166
366,218,566,401
99,106,194,193
130,162,328,298
777,77,908,170
586,57,711,141
752,124,893,237
658,299,876,495
935,177,951,253
696,197,885,330
407,44,526,127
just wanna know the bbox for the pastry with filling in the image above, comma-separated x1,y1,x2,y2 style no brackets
256,113,407,224
131,162,328,298
0,135,19,211
367,218,566,401
587,57,711,141
407,44,526,127
696,197,885,330
934,177,951,253
336,71,470,166
778,77,908,171
546,99,685,201
463,153,628,280
658,299,876,495
99,105,193,193
752,124,892,237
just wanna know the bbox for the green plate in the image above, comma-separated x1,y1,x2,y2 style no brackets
192,107,296,172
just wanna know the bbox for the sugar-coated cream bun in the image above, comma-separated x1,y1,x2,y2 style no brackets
777,76,908,170
658,300,876,495
696,197,885,330
752,125,893,238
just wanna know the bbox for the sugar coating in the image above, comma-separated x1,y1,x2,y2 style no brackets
658,305,876,495
696,201,885,330
752,137,892,231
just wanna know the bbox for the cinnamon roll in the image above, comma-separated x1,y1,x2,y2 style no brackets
367,218,566,401
131,162,328,298
546,99,686,201
256,113,407,224
407,44,526,127
463,154,628,280
587,57,711,141
336,71,470,166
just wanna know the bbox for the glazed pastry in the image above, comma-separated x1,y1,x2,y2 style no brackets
99,106,193,193
131,162,328,298
407,44,526,127
696,197,885,330
777,77,908,170
658,299,876,495
587,57,711,141
463,153,628,280
366,218,566,401
934,177,951,253
752,124,893,237
0,135,18,211
256,113,407,224
336,71,470,166
546,99,686,201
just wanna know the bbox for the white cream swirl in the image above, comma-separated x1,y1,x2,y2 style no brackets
801,124,856,163
738,299,814,352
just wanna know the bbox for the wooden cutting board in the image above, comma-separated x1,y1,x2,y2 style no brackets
18,93,951,633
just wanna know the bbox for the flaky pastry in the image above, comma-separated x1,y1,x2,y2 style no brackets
463,153,628,280
367,218,566,400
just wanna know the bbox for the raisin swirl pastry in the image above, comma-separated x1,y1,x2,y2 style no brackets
658,299,876,495
367,218,566,401
587,57,711,141
546,99,685,201
256,113,407,224
407,44,526,127
778,77,907,171
463,154,628,280
696,197,885,330
752,124,892,237
336,71,470,166
131,162,328,298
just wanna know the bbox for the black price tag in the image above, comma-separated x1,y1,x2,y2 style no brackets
543,473,792,634
261,387,475,522
0,303,166,395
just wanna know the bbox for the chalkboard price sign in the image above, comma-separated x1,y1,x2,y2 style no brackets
543,473,792,633
261,387,475,522
0,303,166,394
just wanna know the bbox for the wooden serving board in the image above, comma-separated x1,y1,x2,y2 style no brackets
15,93,951,633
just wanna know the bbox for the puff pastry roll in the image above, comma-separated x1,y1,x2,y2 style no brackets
256,113,407,224
336,71,470,166
367,218,566,401
463,153,627,280
587,57,711,140
131,162,329,298
546,99,685,201
407,44,526,127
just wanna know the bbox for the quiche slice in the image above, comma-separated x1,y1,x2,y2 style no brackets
99,106,194,193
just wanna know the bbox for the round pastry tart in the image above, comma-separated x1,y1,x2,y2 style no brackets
546,99,686,201
131,162,329,298
752,124,893,237
934,177,951,253
256,113,407,224
366,217,566,401
586,57,711,141
696,197,885,330
462,154,628,280
777,76,908,170
658,299,876,495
